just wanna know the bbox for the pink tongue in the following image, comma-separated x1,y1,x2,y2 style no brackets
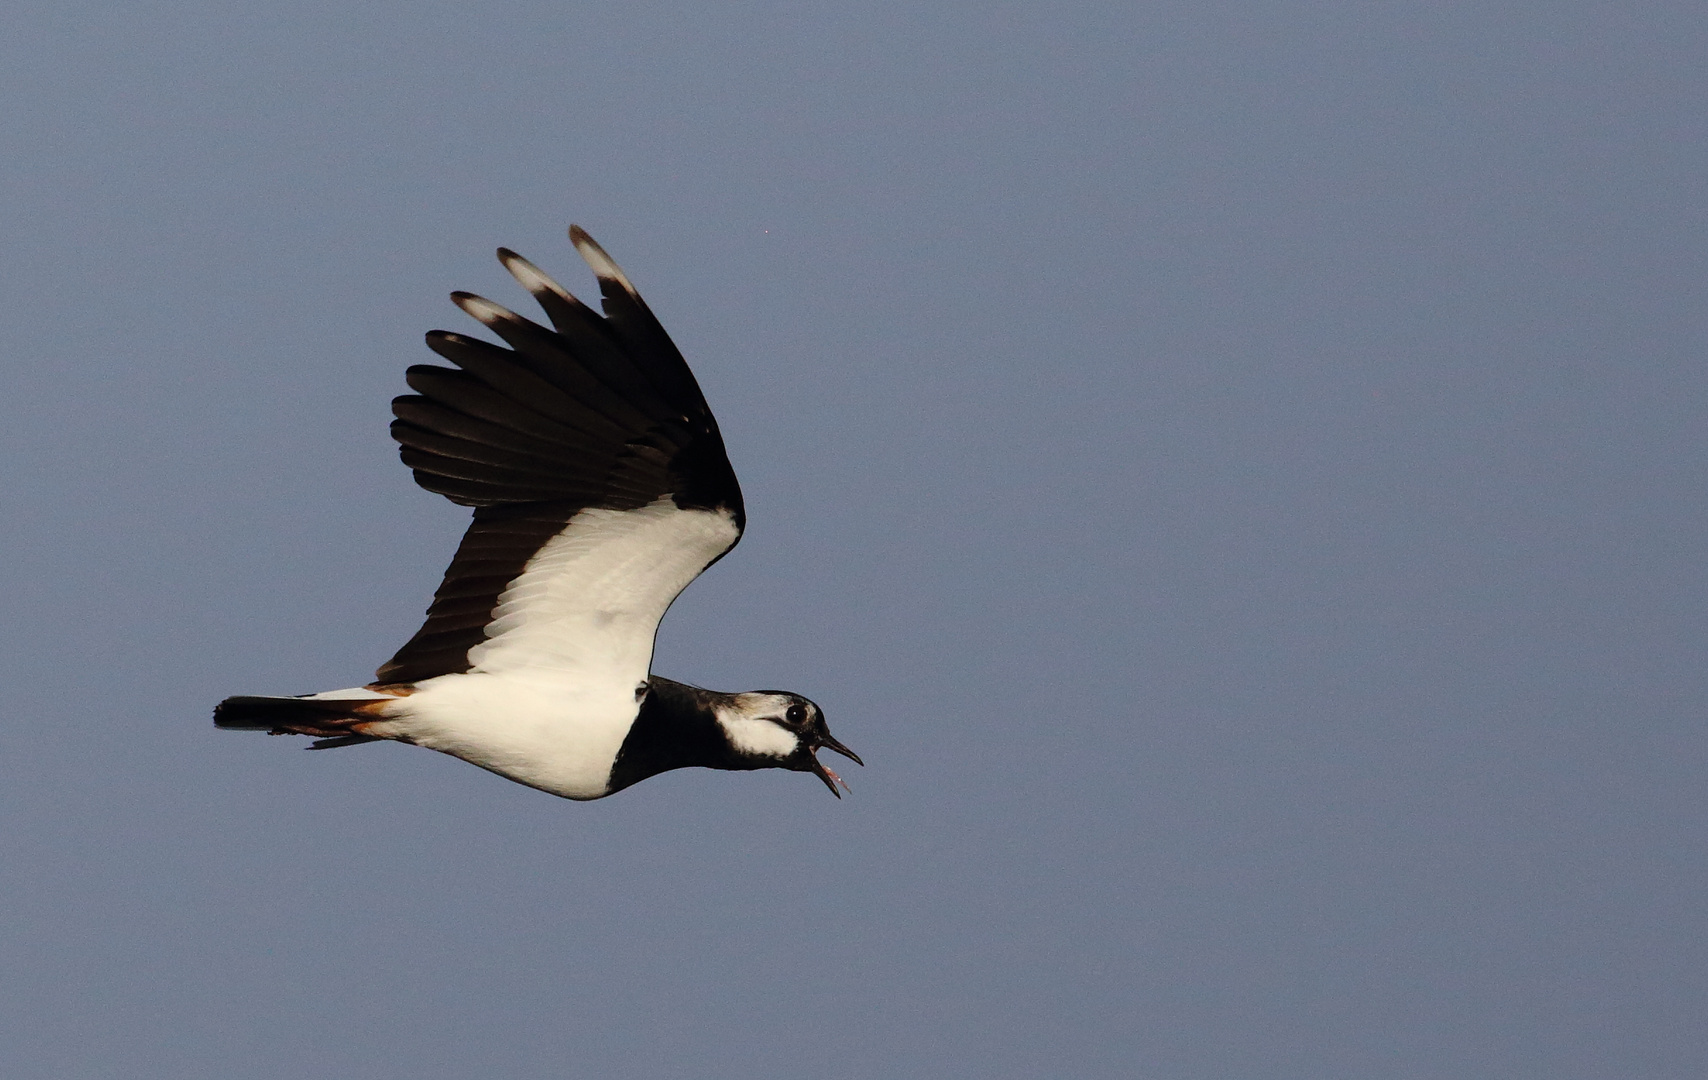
823,766,851,794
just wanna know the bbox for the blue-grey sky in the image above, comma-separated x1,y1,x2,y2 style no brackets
2,2,1704,1077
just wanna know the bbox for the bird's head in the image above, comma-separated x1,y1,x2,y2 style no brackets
713,692,863,796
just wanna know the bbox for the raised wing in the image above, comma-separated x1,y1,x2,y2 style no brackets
375,227,744,686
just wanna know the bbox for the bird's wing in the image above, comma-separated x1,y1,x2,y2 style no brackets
374,227,745,687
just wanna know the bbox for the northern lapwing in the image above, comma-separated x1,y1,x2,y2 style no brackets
215,227,860,800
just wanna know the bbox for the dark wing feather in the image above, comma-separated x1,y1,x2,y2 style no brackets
375,229,744,686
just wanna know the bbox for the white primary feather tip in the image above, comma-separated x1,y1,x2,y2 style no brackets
451,292,516,326
497,249,577,303
569,225,638,295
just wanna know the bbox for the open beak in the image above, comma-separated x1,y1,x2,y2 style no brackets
807,734,863,798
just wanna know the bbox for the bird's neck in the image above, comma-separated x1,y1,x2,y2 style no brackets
606,677,755,793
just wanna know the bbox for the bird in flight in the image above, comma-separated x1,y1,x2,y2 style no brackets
215,226,860,800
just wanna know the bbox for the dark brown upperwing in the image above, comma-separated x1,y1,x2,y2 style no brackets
375,229,744,686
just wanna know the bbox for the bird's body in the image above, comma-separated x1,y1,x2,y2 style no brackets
366,672,643,800
215,227,858,799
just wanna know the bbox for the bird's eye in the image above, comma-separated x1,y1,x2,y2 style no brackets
785,703,806,726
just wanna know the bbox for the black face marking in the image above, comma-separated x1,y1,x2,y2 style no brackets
635,682,649,702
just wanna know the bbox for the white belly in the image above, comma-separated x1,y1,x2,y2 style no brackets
371,670,638,800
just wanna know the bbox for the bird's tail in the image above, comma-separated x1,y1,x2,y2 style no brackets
213,691,398,749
